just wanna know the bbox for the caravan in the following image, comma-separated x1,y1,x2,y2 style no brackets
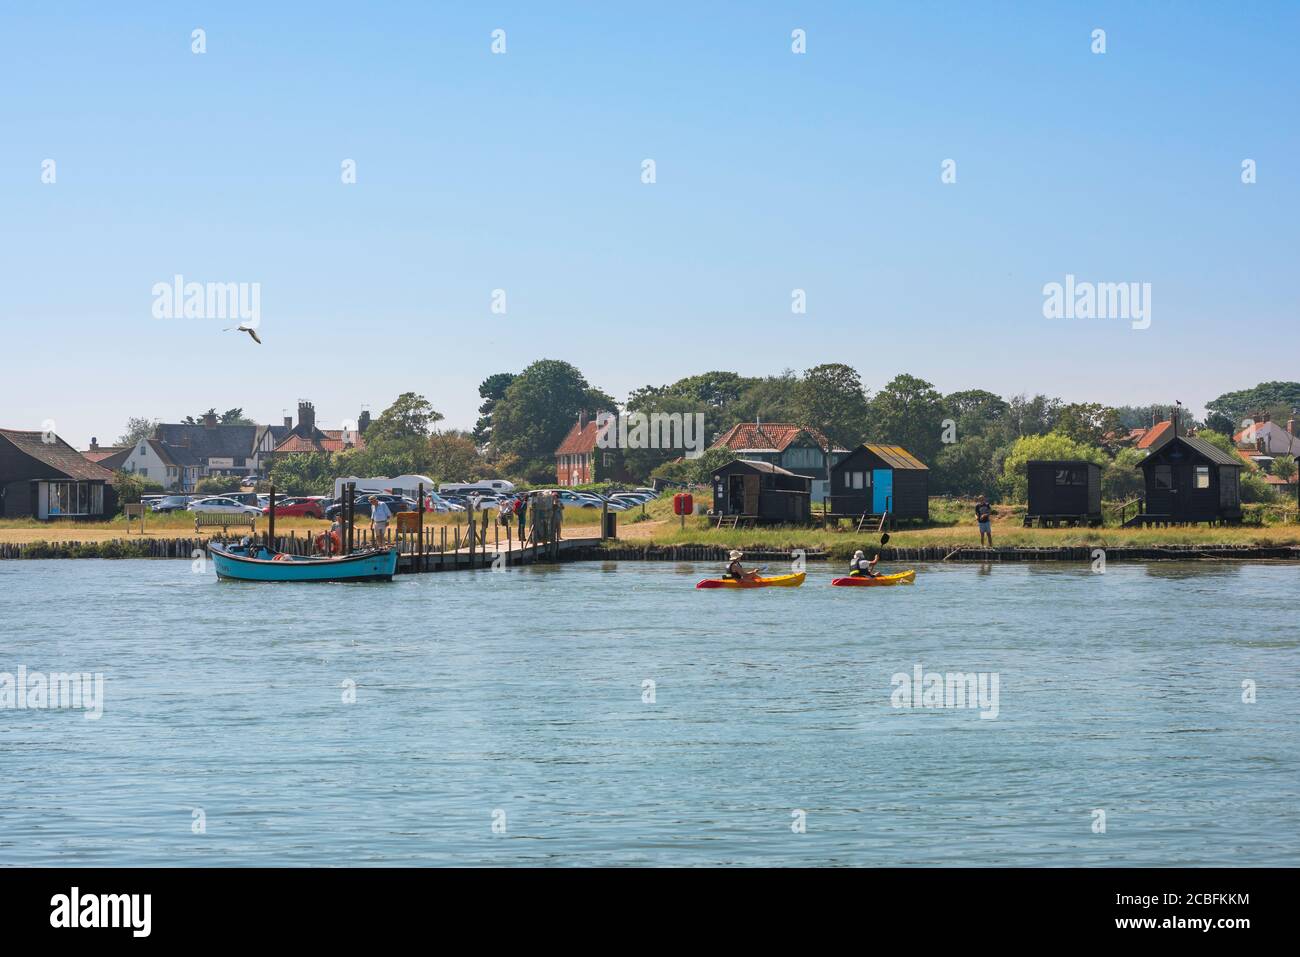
332,474,437,500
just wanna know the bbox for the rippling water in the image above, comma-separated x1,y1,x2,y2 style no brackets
1,558,1297,866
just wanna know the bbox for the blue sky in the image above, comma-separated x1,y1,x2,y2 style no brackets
2,1,1296,447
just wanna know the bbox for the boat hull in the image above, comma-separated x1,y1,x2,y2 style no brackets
696,572,806,589
208,543,399,582
831,570,916,586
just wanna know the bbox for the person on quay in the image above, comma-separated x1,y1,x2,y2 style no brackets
975,495,994,547
369,495,393,546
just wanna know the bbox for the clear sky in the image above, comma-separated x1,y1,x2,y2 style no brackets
2,1,1296,447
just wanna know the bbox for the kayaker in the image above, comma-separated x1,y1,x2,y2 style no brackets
975,496,993,546
849,549,880,578
725,549,761,583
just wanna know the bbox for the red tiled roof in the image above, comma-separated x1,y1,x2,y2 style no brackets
273,430,365,454
711,422,845,454
556,419,601,456
81,447,126,463
1135,420,1172,449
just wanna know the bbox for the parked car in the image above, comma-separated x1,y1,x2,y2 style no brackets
324,493,414,520
187,497,262,516
262,497,326,518
150,495,193,513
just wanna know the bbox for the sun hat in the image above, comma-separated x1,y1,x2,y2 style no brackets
853,550,865,559
728,549,743,560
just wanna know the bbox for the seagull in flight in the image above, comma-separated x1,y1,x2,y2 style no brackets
225,323,262,344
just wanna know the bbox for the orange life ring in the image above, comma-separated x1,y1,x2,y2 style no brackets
273,553,293,562
314,529,342,554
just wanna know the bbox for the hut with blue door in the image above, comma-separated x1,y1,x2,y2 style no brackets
827,444,929,525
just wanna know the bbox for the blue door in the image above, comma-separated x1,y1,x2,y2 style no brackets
872,469,892,513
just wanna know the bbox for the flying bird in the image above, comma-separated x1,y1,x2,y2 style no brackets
225,323,262,344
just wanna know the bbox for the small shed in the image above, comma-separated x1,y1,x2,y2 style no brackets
1129,433,1243,526
1024,460,1102,527
711,459,811,524
827,444,929,522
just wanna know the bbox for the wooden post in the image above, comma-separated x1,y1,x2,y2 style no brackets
417,482,425,573
268,483,276,549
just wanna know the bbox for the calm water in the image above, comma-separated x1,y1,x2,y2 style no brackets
1,558,1297,867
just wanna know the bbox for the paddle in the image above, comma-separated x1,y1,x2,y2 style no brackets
880,532,890,546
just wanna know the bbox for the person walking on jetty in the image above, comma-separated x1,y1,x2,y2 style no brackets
369,495,392,546
516,493,529,541
975,495,993,547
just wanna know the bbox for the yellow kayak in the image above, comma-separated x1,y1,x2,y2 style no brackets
696,572,806,589
831,570,916,587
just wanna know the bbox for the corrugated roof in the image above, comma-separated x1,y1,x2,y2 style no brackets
863,444,929,470
0,429,115,481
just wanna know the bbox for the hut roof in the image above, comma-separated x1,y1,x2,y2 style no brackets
731,458,801,476
835,443,928,470
1141,433,1243,468
0,429,115,481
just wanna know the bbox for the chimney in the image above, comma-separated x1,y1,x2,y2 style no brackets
283,416,293,429
89,437,99,451
1287,416,1295,437
578,410,588,431
203,412,218,428
297,400,316,434
358,410,371,435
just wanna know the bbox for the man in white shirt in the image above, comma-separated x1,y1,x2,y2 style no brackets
369,496,392,546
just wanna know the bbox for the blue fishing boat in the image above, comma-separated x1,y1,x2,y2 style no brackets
208,541,399,582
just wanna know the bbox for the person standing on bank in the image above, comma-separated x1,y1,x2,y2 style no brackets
975,495,993,547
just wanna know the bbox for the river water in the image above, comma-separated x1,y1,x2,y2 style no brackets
1,558,1297,866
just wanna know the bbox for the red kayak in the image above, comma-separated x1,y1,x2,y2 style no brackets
831,570,915,586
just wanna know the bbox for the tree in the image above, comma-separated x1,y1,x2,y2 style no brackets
366,393,444,443
472,373,517,447
1271,454,1297,481
1054,403,1121,447
932,433,1007,497
491,360,614,473
944,389,1009,438
1205,382,1300,434
267,452,336,497
115,417,158,446
1194,429,1240,459
1102,448,1146,501
110,470,164,504
195,475,244,495
866,374,947,464
429,430,490,482
999,433,1106,502
220,408,253,425
1003,394,1061,441
791,363,870,452
650,446,733,486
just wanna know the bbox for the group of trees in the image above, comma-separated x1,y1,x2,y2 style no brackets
114,372,1300,505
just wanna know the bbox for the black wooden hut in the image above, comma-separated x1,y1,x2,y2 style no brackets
1128,433,1243,526
710,459,811,524
827,444,929,522
1024,460,1103,527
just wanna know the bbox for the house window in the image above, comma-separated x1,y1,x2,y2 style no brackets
1154,465,1172,490
852,471,864,490
1194,466,1210,489
139,468,148,477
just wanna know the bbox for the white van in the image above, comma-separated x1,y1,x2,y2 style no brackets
334,474,437,500
438,480,515,496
